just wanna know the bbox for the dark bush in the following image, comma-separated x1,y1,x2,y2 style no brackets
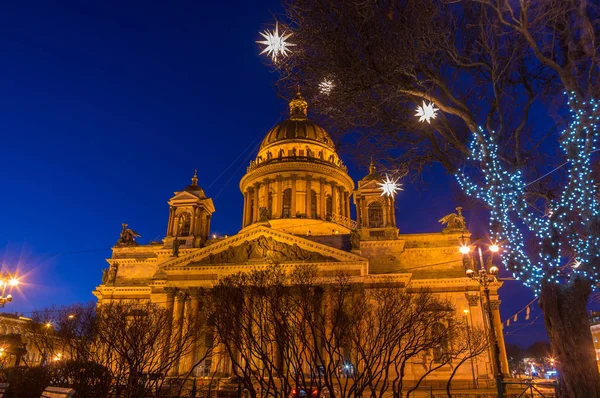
1,366,51,398
0,360,111,398
49,360,112,398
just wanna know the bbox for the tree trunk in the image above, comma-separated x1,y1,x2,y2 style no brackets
539,277,600,398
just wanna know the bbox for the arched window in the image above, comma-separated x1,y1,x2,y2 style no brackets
311,190,318,218
282,188,292,218
179,213,191,236
268,192,273,218
326,195,333,216
368,202,384,228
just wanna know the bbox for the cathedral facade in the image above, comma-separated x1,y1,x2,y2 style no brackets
93,93,509,388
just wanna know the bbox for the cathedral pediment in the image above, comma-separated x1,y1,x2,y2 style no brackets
170,191,204,202
162,226,367,268
191,235,337,265
358,179,382,191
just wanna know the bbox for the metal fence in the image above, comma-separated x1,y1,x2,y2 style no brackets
502,380,558,398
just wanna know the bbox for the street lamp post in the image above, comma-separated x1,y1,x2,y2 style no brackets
461,243,504,398
0,275,19,308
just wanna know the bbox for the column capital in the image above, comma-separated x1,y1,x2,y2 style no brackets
188,287,205,298
176,291,189,302
164,287,179,298
465,293,479,307
489,299,501,310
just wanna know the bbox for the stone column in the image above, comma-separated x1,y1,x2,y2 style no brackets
319,178,326,219
242,191,248,227
331,182,338,215
291,175,297,216
276,175,283,218
384,197,392,227
390,197,396,227
205,215,211,239
344,191,351,219
181,288,203,375
264,178,271,217
253,182,260,222
466,294,481,383
190,207,198,237
167,207,175,237
170,291,187,376
356,196,363,227
164,288,178,374
165,287,177,319
306,176,312,218
490,299,510,375
338,186,344,217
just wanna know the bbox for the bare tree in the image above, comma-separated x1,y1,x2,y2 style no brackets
212,265,305,398
270,1,600,395
92,301,209,398
213,265,481,398
24,307,66,365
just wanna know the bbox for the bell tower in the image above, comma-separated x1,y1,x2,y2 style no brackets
164,170,216,249
354,161,398,240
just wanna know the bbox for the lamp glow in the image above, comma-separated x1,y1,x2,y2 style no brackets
459,245,471,255
489,244,500,253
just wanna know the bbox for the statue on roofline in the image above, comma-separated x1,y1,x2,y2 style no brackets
116,223,141,246
438,207,467,232
259,207,270,222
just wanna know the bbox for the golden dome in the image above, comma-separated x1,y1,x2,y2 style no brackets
260,91,335,150
239,90,355,236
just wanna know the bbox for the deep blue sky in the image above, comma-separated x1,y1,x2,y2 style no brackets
0,1,555,347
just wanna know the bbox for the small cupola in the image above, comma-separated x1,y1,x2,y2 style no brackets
165,170,216,249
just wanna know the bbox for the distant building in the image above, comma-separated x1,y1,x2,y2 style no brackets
589,311,600,372
0,313,37,367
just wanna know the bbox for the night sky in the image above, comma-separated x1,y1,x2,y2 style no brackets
0,1,570,347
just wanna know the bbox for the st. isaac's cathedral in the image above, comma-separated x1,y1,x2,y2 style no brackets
93,92,509,386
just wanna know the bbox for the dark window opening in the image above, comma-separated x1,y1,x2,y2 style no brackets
282,189,292,218
368,203,383,228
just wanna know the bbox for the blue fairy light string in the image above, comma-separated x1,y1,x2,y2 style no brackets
456,92,600,295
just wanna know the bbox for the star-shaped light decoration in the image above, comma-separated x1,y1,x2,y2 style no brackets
256,22,296,63
319,78,335,95
378,174,403,197
415,101,439,124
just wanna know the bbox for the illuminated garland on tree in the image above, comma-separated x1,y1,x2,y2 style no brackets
456,93,600,294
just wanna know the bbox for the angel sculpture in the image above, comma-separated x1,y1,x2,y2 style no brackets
438,207,467,232
116,223,141,246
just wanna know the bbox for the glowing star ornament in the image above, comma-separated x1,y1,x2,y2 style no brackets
415,101,439,124
256,22,296,63
319,78,335,95
378,174,403,197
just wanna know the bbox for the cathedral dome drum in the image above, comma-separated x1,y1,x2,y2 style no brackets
239,91,355,236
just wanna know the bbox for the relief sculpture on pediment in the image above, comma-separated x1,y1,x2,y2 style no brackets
191,235,338,265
